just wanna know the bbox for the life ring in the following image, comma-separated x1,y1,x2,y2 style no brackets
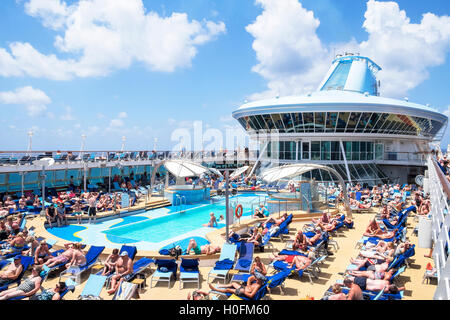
235,204,243,219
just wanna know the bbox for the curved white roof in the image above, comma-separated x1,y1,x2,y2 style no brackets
233,90,447,123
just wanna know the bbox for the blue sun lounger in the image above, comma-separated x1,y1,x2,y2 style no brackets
213,269,291,300
150,259,178,288
207,243,237,283
123,257,154,282
233,242,254,273
179,258,200,289
78,274,108,299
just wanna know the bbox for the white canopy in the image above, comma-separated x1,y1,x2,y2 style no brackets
208,167,223,178
261,164,334,183
229,165,249,180
32,157,55,167
163,160,209,178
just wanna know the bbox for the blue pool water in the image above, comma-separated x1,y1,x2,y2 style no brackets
103,193,263,243
45,193,267,249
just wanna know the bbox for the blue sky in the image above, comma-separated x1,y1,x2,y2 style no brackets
0,0,449,151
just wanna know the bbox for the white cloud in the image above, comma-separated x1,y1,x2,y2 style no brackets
24,0,69,30
246,0,450,99
0,0,226,80
60,105,75,120
109,118,124,128
118,111,127,119
0,86,51,116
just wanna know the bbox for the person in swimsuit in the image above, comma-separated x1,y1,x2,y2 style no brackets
4,232,26,253
56,203,68,227
349,257,393,273
107,251,133,295
292,230,309,251
0,265,42,300
343,277,364,300
208,273,264,299
250,256,267,276
346,276,404,294
46,204,58,228
186,239,221,255
44,243,75,267
71,201,83,224
34,241,51,265
0,256,23,287
288,252,315,271
323,283,347,300
348,268,395,281
203,212,217,227
65,243,86,270
88,195,97,224
187,289,210,300
101,248,119,276
32,281,67,300
22,236,39,257
363,219,395,239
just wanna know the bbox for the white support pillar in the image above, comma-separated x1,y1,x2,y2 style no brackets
339,140,352,184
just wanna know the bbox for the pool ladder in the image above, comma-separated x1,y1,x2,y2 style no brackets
174,195,186,213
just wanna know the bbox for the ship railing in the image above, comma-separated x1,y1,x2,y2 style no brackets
427,155,450,300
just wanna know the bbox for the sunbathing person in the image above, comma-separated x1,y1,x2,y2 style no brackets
107,251,133,295
250,256,267,276
187,289,210,300
101,248,120,276
31,281,67,300
22,236,39,257
379,205,391,220
44,243,76,268
186,238,221,255
288,252,314,271
306,228,323,246
2,232,26,254
312,211,330,224
349,257,393,273
4,196,16,211
323,284,347,300
342,277,364,300
349,198,371,209
348,268,395,281
363,219,395,239
269,251,315,271
316,219,341,232
34,241,52,265
292,230,309,251
358,242,395,261
345,276,404,294
65,243,86,269
208,273,265,299
0,256,23,287
253,204,269,218
0,265,42,300
263,213,288,227
246,229,263,246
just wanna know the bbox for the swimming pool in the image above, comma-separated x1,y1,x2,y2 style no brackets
45,193,267,251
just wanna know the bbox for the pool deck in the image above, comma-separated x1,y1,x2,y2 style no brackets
23,200,438,300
